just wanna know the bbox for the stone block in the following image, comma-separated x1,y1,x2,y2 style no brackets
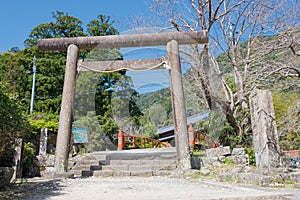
232,148,245,155
81,170,92,177
201,157,218,166
227,155,249,166
113,171,131,177
206,146,231,157
153,171,172,176
200,168,210,176
36,155,47,167
37,155,55,167
40,167,74,179
289,172,300,182
93,170,113,177
131,171,153,177
45,155,55,167
0,167,14,188
230,167,243,174
212,162,222,167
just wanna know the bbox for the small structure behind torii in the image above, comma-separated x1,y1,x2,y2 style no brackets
38,31,208,174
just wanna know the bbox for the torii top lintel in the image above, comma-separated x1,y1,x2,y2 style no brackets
38,31,208,51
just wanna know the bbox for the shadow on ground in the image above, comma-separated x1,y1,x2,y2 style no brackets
0,178,65,200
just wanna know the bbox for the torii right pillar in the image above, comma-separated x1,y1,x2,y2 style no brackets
168,40,191,170
249,89,281,168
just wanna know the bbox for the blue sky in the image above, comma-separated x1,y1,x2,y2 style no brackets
0,0,151,53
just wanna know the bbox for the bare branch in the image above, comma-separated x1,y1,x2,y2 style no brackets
264,66,300,78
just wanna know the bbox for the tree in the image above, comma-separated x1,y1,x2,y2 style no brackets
1,12,141,153
145,0,299,146
0,82,30,158
215,0,299,137
73,112,117,152
146,0,245,142
87,14,119,36
0,47,67,114
74,14,143,149
273,92,300,150
25,11,86,48
1,11,88,114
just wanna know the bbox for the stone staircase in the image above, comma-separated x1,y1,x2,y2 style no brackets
69,148,178,177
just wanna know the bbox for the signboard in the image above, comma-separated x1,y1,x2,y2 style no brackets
72,127,88,144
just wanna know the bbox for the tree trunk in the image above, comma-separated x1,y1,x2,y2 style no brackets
198,44,240,135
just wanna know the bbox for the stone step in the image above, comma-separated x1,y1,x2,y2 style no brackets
92,170,172,177
69,148,178,177
109,159,177,166
71,170,82,177
107,154,177,161
84,155,108,160
78,159,107,166
130,164,177,171
93,170,130,177
70,169,93,177
73,165,102,171
101,164,176,171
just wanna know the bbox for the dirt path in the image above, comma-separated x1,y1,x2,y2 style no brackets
2,176,297,200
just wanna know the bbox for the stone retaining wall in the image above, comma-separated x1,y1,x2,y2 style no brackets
0,167,13,189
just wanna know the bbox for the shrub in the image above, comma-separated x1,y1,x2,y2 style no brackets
246,148,256,166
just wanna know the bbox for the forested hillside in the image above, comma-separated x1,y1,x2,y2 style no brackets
137,29,299,149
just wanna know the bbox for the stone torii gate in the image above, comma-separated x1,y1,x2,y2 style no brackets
38,31,208,174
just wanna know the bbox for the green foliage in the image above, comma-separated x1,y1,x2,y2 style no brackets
0,46,66,114
225,76,237,94
22,142,36,177
29,112,59,135
219,124,239,148
0,11,131,154
73,112,117,152
273,91,300,150
224,157,234,165
138,118,158,137
137,88,173,128
246,148,256,166
87,15,119,36
0,82,30,157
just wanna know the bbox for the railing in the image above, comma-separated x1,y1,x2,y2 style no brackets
117,128,170,150
188,123,219,149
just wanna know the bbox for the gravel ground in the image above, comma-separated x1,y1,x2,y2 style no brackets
2,176,298,200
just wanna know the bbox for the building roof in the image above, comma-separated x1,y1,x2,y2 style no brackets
157,111,209,135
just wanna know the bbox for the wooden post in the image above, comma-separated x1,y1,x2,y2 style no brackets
133,137,137,148
118,128,124,150
167,40,191,170
188,123,195,149
143,138,146,148
54,44,79,173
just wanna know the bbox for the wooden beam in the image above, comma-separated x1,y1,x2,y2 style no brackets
38,31,208,51
77,58,167,72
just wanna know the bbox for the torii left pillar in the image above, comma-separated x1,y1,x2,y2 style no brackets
55,44,79,173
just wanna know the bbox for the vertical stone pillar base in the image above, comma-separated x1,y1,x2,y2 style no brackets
249,89,281,168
